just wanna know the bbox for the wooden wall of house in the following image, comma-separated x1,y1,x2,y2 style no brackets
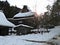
15,26,31,35
0,26,9,36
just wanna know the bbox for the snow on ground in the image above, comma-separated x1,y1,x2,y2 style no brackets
0,36,49,45
19,26,60,41
0,26,60,45
49,35,60,45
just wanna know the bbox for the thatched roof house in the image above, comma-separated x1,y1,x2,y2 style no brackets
0,10,16,36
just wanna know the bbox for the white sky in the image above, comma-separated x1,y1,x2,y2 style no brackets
1,0,55,14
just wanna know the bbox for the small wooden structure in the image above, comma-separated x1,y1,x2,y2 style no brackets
15,24,33,35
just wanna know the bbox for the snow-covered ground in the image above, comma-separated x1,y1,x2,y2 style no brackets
0,36,50,45
49,36,60,45
0,26,60,45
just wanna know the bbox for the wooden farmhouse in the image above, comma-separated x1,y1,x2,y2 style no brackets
8,11,35,35
15,24,33,35
8,12,35,26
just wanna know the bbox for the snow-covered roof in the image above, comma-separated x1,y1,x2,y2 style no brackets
16,24,33,28
14,12,35,18
0,11,16,27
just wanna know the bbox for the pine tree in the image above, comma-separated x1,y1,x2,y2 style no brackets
0,1,21,18
50,0,60,25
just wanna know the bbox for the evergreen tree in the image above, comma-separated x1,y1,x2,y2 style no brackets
0,1,21,18
50,0,60,25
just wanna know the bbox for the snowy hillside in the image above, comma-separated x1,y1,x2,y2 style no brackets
0,26,60,45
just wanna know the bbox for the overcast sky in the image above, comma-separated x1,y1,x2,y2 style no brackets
1,0,55,14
